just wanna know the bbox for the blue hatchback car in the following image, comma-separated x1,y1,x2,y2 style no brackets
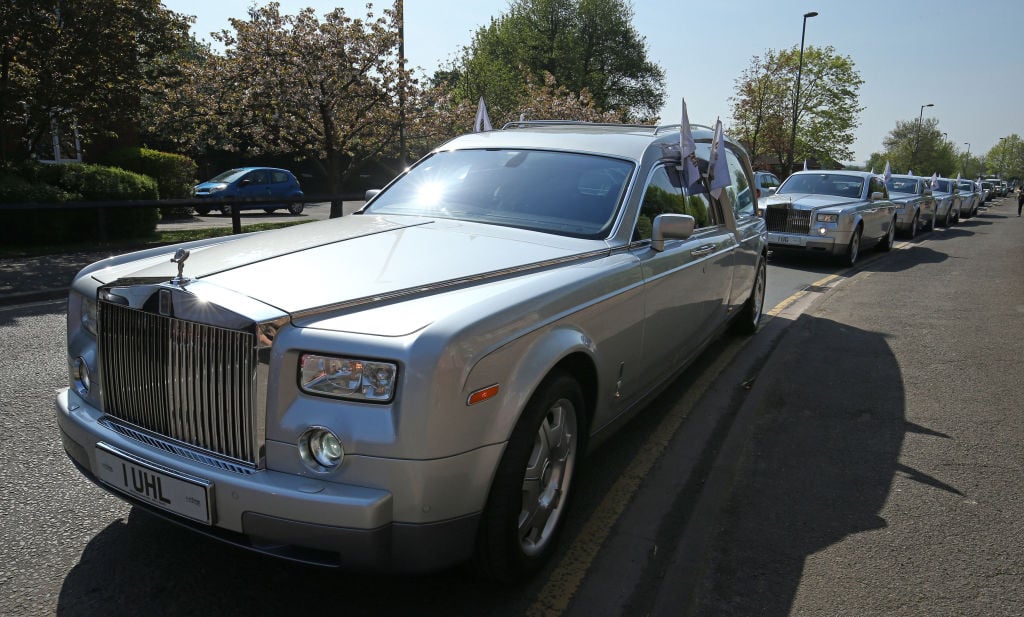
193,167,304,216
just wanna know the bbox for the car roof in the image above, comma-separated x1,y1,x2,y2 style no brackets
789,169,878,179
433,122,727,162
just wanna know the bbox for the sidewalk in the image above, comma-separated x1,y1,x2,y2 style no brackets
0,247,145,307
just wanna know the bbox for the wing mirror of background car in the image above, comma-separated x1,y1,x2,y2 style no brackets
364,189,381,201
239,179,252,186
870,191,885,201
651,213,695,252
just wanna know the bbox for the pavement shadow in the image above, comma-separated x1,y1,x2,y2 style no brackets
57,500,534,617
688,313,934,616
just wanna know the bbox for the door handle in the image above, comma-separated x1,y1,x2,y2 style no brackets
690,244,716,258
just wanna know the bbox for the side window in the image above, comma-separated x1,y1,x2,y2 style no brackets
271,171,288,184
725,149,755,218
636,166,685,241
869,177,886,198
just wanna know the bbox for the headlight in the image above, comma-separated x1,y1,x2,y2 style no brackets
81,296,98,336
207,183,228,193
299,353,397,402
816,213,838,223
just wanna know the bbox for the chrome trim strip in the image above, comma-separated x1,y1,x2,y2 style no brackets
289,248,612,321
99,418,256,475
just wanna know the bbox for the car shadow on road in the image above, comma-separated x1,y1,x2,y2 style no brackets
688,313,952,616
57,503,539,617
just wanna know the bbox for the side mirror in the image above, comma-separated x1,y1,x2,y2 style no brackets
239,178,252,187
364,189,381,201
870,191,885,201
651,213,695,251
923,188,932,196
767,187,777,196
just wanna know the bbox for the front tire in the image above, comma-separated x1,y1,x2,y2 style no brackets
943,206,951,227
841,226,862,267
474,371,583,581
907,212,918,239
734,256,766,335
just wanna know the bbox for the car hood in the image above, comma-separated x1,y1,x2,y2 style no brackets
765,193,862,211
84,215,605,315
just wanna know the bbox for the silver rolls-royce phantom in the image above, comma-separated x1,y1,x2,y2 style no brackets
56,121,767,580
763,170,898,266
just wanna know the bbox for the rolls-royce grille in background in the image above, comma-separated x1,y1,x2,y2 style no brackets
98,301,260,466
765,204,811,235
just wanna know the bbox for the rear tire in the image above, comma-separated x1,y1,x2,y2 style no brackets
878,217,896,252
288,202,304,215
474,371,583,582
734,256,766,335
195,207,211,216
220,204,233,216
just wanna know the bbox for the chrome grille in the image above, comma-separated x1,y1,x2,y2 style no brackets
765,204,811,235
98,300,260,466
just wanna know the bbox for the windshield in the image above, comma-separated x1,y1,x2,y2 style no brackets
958,182,974,191
935,180,953,192
886,178,918,194
208,169,248,183
364,149,633,238
777,173,865,199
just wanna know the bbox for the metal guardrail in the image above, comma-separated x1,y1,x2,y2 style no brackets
0,193,364,237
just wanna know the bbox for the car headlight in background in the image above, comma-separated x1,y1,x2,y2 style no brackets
299,353,397,402
816,213,838,223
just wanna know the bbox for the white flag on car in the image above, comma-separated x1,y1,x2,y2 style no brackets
474,97,493,132
930,173,939,190
803,159,808,171
883,161,892,184
678,98,701,190
708,117,730,199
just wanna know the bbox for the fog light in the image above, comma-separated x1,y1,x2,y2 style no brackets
72,356,90,395
299,427,344,472
818,227,827,235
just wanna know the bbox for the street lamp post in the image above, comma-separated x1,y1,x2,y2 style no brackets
910,103,933,172
999,137,1007,177
787,11,817,177
963,142,971,175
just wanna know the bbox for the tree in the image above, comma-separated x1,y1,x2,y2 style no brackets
985,135,1023,181
871,118,957,176
730,45,862,174
0,0,194,163
448,0,665,122
151,2,412,193
729,50,790,169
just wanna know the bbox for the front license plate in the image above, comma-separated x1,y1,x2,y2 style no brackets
94,444,212,524
768,232,807,247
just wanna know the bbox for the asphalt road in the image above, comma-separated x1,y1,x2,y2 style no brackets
1,198,1021,616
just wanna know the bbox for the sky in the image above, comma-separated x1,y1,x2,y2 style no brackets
163,0,1024,166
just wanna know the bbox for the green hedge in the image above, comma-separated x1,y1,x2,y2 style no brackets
0,162,159,247
102,147,198,219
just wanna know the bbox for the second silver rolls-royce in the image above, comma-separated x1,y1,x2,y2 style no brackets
763,170,898,266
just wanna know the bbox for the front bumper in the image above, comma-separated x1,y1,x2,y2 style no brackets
767,230,850,257
55,388,490,571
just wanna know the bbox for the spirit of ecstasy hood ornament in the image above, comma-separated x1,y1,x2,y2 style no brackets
170,249,191,286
